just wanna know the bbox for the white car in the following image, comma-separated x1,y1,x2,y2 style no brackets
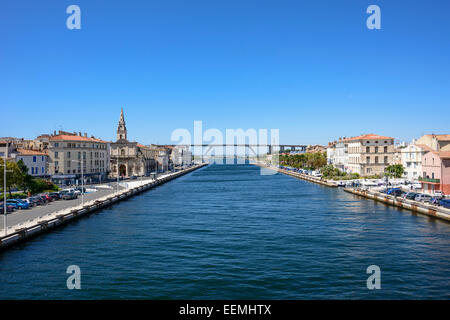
434,191,445,198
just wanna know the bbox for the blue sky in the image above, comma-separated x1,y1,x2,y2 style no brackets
1,0,449,145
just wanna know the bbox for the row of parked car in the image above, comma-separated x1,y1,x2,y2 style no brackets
0,187,85,214
381,188,450,208
281,166,322,177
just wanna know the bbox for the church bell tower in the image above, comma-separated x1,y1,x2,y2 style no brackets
117,108,128,141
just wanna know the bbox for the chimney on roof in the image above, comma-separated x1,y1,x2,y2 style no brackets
84,133,87,137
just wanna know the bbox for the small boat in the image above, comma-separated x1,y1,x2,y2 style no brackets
337,181,346,187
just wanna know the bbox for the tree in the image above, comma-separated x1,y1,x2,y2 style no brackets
0,159,23,198
385,164,404,179
16,159,34,192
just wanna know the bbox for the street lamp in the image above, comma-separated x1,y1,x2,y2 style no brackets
71,157,84,206
2,142,13,236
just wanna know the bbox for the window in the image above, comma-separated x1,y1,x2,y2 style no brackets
432,173,435,179
384,146,388,153
375,147,378,153
33,156,36,162
375,156,379,164
54,152,59,159
42,156,44,161
366,147,370,153
54,143,59,147
366,168,372,174
366,156,370,164
67,152,71,158
384,156,388,164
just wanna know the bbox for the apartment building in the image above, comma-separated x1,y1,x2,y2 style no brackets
326,137,349,172
15,149,49,177
415,134,450,194
400,140,427,180
48,131,109,185
346,134,395,176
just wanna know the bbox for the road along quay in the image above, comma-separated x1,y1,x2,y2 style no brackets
0,164,207,251
344,187,450,222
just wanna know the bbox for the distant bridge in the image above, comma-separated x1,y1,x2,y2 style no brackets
158,144,307,155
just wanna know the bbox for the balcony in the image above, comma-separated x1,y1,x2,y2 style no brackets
419,177,440,183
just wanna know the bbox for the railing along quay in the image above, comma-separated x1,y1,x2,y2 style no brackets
0,164,208,251
344,188,450,222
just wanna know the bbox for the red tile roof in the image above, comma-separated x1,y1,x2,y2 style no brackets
414,144,435,152
420,134,450,141
49,134,106,143
16,148,48,156
344,134,394,141
439,152,450,159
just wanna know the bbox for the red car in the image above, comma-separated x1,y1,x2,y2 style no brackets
39,194,53,203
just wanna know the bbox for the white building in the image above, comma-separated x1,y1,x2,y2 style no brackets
15,149,49,177
326,138,349,172
400,141,427,181
172,145,193,167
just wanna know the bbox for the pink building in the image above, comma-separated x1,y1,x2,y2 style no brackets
420,151,450,195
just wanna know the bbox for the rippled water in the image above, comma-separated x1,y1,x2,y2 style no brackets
1,164,449,299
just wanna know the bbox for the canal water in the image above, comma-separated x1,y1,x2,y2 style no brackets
1,164,449,299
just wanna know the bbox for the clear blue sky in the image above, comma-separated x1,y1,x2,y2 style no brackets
1,0,449,145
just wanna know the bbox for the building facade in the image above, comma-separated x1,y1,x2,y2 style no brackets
110,109,155,178
15,149,49,177
415,134,450,194
400,141,426,180
346,134,395,176
48,131,109,185
172,145,193,167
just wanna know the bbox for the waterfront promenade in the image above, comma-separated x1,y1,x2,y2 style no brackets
0,164,206,249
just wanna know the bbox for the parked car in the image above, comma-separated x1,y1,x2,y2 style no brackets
29,196,43,206
439,199,450,209
62,192,78,200
392,189,405,197
75,187,86,193
433,191,445,199
5,199,29,210
48,192,62,200
403,192,418,200
37,195,48,204
415,194,432,203
386,188,405,197
21,198,37,207
40,194,53,202
0,203,16,214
